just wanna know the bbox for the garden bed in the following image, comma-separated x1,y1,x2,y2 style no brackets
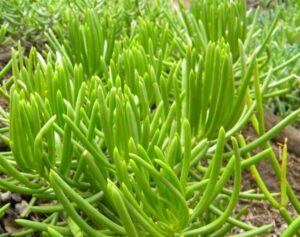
0,0,299,236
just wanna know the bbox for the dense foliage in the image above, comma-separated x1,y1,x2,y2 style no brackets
0,0,299,236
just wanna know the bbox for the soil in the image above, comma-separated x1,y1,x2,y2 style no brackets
242,123,300,197
232,201,297,236
236,123,300,236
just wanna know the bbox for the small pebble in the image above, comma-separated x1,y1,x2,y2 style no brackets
4,217,23,233
11,193,22,202
0,191,12,202
15,200,28,214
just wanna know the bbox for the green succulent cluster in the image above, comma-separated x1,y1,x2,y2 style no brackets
248,2,300,117
0,0,300,236
0,0,106,48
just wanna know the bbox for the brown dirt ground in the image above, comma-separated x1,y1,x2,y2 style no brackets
234,124,300,236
